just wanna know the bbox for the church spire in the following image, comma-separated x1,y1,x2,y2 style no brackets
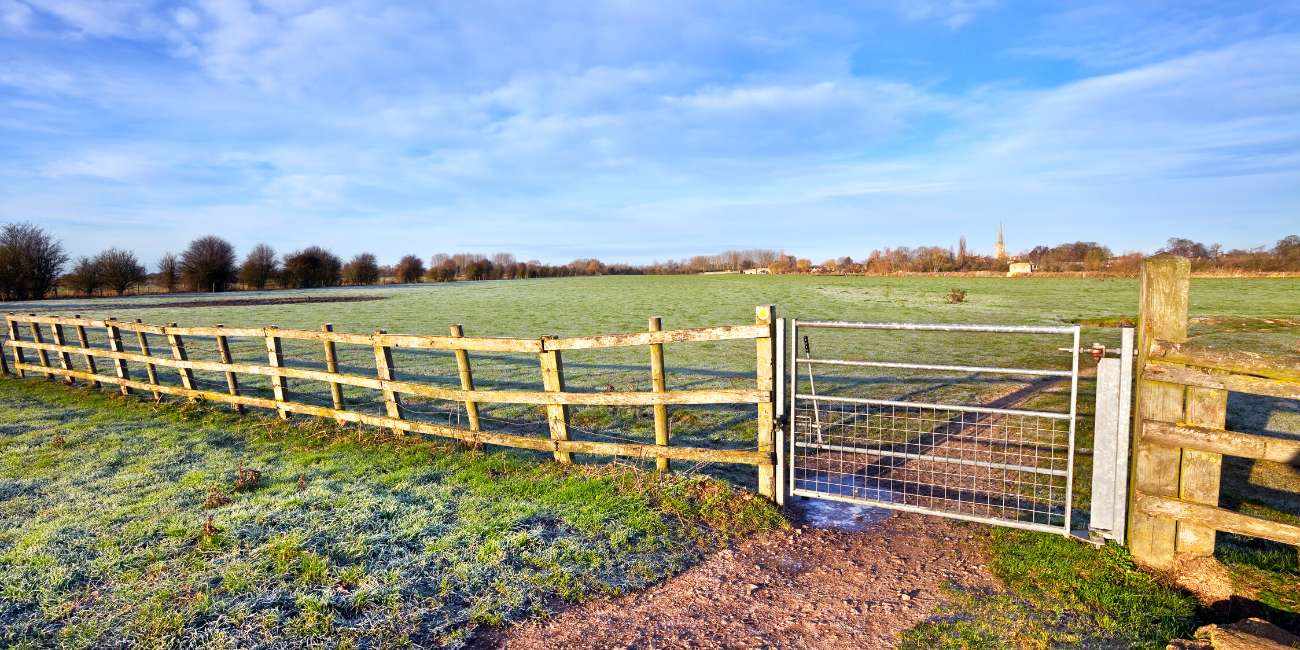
995,223,1007,260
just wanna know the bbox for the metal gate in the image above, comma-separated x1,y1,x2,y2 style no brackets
786,320,1081,536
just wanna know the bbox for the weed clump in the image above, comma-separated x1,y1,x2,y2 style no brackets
234,465,261,492
945,288,968,304
203,484,231,509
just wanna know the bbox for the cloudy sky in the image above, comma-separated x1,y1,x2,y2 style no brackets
2,1,1298,264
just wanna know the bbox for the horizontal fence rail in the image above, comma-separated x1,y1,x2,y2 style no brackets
1129,255,1300,567
2,309,780,496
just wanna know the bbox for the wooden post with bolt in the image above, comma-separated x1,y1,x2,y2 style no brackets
649,316,671,472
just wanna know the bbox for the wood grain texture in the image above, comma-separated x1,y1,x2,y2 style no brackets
1143,361,1300,401
1137,493,1300,547
1142,420,1300,465
1129,254,1190,569
1177,386,1226,556
1150,339,1300,383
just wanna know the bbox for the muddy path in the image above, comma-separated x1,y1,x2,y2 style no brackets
492,509,993,649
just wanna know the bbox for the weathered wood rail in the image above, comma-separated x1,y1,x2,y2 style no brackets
1128,256,1300,567
2,307,779,498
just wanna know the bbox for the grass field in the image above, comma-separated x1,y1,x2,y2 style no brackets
0,379,782,648
2,274,1298,646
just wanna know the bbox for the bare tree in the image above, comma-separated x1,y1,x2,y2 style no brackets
342,253,380,285
64,257,102,296
282,246,342,288
157,253,179,292
0,222,68,300
96,248,147,295
394,255,425,283
180,235,237,292
239,244,279,290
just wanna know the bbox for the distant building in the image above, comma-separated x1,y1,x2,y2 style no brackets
742,267,770,275
995,224,1008,261
1007,261,1035,277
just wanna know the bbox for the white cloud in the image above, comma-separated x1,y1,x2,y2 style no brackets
43,151,159,181
892,0,999,29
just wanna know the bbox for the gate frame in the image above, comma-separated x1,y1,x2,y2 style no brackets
786,319,1082,537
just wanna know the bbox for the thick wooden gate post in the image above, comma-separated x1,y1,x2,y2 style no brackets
1129,255,1190,568
538,337,572,464
755,305,777,500
648,317,671,473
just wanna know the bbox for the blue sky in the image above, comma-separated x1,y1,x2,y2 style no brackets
2,1,1298,264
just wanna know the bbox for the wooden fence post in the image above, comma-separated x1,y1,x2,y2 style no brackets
72,316,99,388
648,317,670,473
265,327,289,420
449,324,482,437
1129,255,1190,568
755,304,777,500
49,322,75,385
104,318,131,395
214,325,243,414
28,316,53,380
165,323,196,392
5,315,23,379
134,319,161,400
0,321,8,377
321,324,345,411
373,329,403,432
538,337,572,464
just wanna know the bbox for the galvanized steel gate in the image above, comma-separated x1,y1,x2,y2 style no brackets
784,320,1082,536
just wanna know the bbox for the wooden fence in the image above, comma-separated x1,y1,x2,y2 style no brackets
1,306,780,499
1129,256,1300,568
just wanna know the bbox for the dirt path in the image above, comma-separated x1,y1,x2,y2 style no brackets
493,509,994,649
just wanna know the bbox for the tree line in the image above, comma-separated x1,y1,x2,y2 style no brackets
1,221,1298,301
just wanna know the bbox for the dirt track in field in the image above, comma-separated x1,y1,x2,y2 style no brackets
491,510,993,649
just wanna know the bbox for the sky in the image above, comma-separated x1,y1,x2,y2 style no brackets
1,1,1299,265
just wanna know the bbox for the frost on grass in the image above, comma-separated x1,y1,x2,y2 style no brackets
0,380,782,648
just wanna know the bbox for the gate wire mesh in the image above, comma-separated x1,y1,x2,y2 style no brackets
788,321,1079,535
